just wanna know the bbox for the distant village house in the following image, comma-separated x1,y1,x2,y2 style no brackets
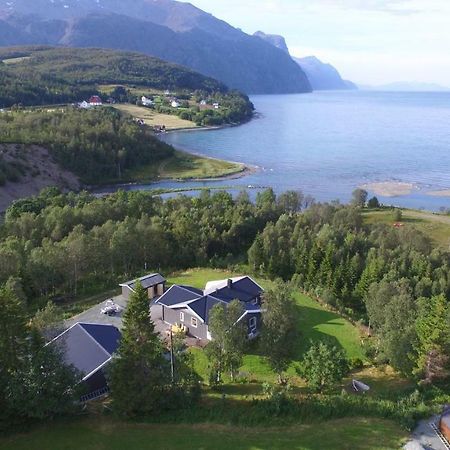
89,95,103,106
141,96,154,107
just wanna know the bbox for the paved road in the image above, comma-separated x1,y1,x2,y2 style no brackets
404,416,447,450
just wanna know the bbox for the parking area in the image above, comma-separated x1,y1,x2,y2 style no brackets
65,295,128,329
65,297,208,348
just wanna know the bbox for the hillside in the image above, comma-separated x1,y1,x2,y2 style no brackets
253,31,289,53
294,56,357,91
0,46,229,108
253,30,356,91
0,143,80,212
0,0,312,94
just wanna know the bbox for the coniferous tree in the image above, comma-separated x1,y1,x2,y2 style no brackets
109,282,168,417
415,295,450,383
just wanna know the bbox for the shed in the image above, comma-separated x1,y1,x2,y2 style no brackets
120,273,166,300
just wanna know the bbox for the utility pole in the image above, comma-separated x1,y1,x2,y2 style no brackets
169,330,175,383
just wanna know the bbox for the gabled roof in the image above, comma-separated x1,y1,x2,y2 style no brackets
155,276,263,325
49,323,121,380
187,295,226,323
156,284,203,307
204,276,264,303
120,273,166,291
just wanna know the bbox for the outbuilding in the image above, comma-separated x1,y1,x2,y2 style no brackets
119,273,166,301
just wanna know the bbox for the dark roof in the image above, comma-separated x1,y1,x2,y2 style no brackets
156,285,202,307
121,273,166,291
212,277,263,303
188,295,224,323
79,323,121,354
50,323,121,379
156,277,263,323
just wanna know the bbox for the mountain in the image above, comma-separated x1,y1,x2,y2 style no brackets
362,81,450,92
253,31,289,54
0,0,312,95
253,30,355,91
294,56,357,91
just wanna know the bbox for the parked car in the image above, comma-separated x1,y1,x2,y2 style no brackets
101,300,121,316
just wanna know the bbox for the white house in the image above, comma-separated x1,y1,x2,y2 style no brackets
141,96,154,107
213,102,220,109
171,100,181,108
200,100,207,106
78,101,91,109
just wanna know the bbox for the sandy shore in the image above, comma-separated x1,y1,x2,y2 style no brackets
360,181,415,197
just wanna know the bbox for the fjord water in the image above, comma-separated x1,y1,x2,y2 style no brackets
162,91,450,210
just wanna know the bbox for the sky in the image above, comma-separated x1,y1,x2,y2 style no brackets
180,0,450,86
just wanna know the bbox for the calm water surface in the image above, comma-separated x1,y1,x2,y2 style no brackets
150,91,450,209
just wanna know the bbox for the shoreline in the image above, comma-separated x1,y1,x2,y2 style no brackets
88,116,259,194
89,163,259,194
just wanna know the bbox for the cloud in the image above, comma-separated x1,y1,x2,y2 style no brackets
303,0,421,15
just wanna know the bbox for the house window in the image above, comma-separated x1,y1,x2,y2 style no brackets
191,317,198,328
249,316,257,331
180,312,185,322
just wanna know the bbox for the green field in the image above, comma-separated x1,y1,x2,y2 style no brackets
363,208,450,249
123,149,245,183
168,269,365,384
0,417,407,450
113,103,197,130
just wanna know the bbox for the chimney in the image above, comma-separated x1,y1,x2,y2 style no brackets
227,279,233,289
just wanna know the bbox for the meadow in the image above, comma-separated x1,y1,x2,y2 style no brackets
0,417,407,450
362,208,450,249
113,103,197,130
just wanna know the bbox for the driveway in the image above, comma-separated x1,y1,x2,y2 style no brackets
65,295,128,329
404,416,448,450
65,297,208,348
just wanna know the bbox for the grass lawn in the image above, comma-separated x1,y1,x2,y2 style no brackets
122,149,245,183
113,103,197,130
363,208,450,249
0,417,408,450
158,150,245,180
167,269,365,384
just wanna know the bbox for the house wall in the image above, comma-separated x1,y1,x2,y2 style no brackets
162,306,208,340
121,286,132,300
84,368,108,394
245,312,261,337
147,282,165,300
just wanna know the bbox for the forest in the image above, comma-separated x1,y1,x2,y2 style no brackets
0,108,174,184
0,46,227,108
1,186,449,434
1,187,449,384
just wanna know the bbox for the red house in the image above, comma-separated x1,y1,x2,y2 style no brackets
89,95,103,106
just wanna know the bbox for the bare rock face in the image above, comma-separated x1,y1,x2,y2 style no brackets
253,31,289,54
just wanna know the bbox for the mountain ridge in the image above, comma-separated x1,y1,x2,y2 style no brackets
0,0,312,94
